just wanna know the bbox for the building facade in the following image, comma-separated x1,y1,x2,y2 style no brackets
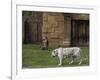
22,11,89,47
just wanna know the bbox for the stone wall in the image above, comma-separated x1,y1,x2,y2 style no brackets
22,12,42,43
28,12,42,43
42,12,71,47
63,15,71,47
71,14,89,20
22,12,89,47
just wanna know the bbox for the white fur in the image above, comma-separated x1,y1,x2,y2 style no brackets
51,47,82,66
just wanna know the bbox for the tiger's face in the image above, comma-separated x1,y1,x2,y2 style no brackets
51,49,58,57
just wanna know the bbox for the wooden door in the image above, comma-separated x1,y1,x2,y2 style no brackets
71,20,89,46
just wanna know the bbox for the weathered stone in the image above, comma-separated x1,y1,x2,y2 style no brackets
22,12,89,47
71,14,89,20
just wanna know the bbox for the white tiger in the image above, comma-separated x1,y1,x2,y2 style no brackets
51,47,82,66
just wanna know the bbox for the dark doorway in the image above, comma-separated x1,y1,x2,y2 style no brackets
71,20,89,46
24,19,42,44
24,19,31,43
33,22,42,43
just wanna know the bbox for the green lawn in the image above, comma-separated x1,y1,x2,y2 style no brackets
22,44,89,68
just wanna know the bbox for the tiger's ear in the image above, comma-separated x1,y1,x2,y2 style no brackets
55,49,58,53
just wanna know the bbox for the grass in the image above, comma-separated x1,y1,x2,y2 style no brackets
22,44,89,68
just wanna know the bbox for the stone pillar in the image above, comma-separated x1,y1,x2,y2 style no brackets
42,12,66,48
63,15,71,47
